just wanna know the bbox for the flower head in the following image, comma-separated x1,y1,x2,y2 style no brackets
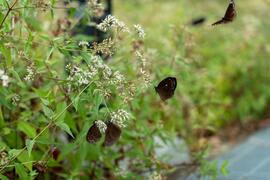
95,120,107,133
110,109,131,128
134,24,145,39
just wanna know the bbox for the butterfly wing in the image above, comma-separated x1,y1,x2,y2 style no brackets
155,77,177,101
223,2,236,21
86,122,102,144
212,1,236,26
103,121,121,147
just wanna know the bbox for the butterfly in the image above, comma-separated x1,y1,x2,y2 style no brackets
86,121,102,144
212,0,236,26
190,17,206,26
155,77,177,101
103,121,122,147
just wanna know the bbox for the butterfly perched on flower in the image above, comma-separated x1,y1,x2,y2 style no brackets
86,121,102,144
86,120,122,146
103,121,122,147
212,0,236,26
155,77,177,101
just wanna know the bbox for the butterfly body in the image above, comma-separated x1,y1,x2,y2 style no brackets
155,77,177,101
212,1,236,26
86,122,102,144
103,121,121,147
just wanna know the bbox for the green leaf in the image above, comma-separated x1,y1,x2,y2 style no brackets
56,122,74,138
0,174,9,180
220,160,229,176
15,163,29,180
42,105,54,119
8,149,23,159
0,106,5,128
25,17,42,31
72,95,80,111
55,102,67,123
0,43,11,67
10,69,26,88
26,139,35,157
17,121,37,138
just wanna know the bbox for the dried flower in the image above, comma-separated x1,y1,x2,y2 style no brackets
110,109,131,128
134,24,145,39
95,120,107,133
135,51,151,87
92,38,116,57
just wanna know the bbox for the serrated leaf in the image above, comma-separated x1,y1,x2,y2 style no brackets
17,122,36,138
72,95,80,111
56,122,74,138
26,139,35,157
8,149,23,159
42,105,54,119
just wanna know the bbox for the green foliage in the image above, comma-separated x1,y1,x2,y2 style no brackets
0,0,269,179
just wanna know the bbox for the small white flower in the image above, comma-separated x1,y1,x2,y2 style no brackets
78,41,89,47
0,70,10,87
24,65,35,81
134,24,145,39
95,120,107,133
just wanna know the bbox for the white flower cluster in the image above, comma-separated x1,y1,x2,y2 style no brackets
97,15,130,33
110,109,131,128
78,41,89,47
0,69,9,87
67,65,98,86
95,120,107,133
24,65,35,82
66,56,126,89
134,24,145,39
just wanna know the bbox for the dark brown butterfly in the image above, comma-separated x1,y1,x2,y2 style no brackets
212,1,236,26
86,121,102,144
103,121,121,147
155,77,177,101
190,17,206,26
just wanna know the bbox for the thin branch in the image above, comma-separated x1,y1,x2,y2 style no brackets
0,0,18,29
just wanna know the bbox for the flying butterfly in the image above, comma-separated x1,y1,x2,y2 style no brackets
155,77,177,101
190,17,206,26
103,121,121,147
212,0,236,26
86,121,102,144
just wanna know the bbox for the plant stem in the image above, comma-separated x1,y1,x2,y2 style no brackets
0,0,18,29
